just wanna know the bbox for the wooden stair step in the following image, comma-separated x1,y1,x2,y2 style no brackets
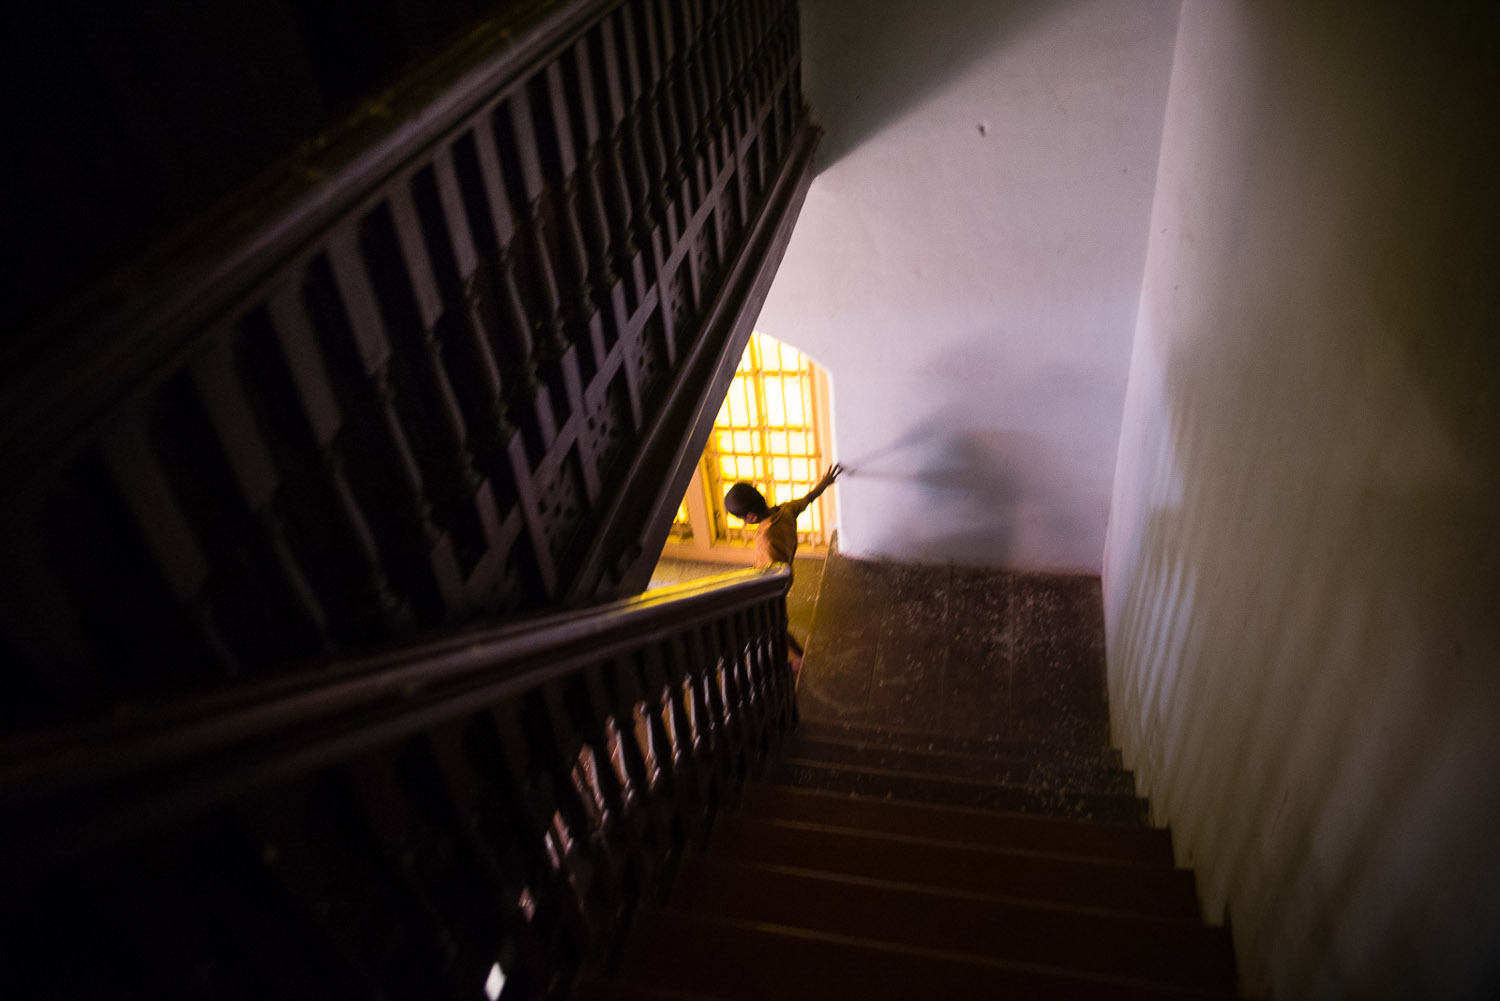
669,856,1237,992
740,783,1174,865
617,907,1240,1001
570,975,726,1001
794,718,1123,769
769,758,1149,826
786,734,1138,795
708,815,1201,921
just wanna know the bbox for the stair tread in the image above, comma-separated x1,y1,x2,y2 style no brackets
795,717,1123,765
571,975,727,1001
621,906,1241,1001
670,855,1236,991
770,758,1149,825
787,734,1137,792
741,782,1174,863
710,814,1201,920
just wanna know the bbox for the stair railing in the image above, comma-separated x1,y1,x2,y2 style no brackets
0,563,795,999
0,0,815,726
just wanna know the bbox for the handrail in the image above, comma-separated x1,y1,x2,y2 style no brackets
1,564,797,998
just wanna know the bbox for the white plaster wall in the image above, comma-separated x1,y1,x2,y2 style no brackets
754,0,1180,572
1104,4,1500,998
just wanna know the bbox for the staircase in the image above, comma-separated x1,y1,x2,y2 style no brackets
573,556,1246,1000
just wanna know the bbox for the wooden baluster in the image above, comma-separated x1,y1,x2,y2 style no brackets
611,655,682,861
586,20,649,305
557,40,623,306
569,32,640,317
685,623,738,791
714,616,753,781
756,597,792,738
632,0,688,243
531,681,624,940
726,606,768,763
755,8,782,164
98,415,238,672
704,0,733,130
657,0,704,209
605,8,670,284
377,187,485,509
464,112,564,455
656,632,715,831
493,95,574,373
722,0,758,217
638,639,703,847
575,662,663,908
679,0,719,196
262,287,412,637
702,1,738,215
506,86,604,375
423,724,554,999
724,0,754,123
742,0,773,200
189,334,333,656
322,227,466,616
677,0,714,204
539,62,613,347
476,700,596,957
421,149,515,479
647,0,695,218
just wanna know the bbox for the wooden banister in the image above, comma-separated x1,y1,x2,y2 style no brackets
0,564,795,999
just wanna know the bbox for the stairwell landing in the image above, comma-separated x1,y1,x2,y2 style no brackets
578,550,1247,1000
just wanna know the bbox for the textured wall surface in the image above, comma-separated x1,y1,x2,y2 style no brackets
1104,4,1500,998
755,0,1181,572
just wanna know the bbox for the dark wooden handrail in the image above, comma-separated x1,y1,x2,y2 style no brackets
1,564,796,999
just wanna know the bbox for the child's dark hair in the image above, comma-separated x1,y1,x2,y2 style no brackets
724,482,769,519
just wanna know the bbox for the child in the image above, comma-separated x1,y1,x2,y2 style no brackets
724,463,842,669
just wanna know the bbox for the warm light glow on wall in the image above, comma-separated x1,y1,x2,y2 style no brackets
669,499,693,541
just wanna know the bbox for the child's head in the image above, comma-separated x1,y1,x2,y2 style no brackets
724,482,770,524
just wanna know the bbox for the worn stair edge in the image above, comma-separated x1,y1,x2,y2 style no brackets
740,782,1175,865
621,907,1242,1001
709,815,1202,921
786,734,1139,796
670,856,1238,992
571,975,727,1001
770,758,1149,826
793,717,1125,769
796,697,1116,752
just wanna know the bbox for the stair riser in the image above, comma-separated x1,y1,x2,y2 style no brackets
623,908,1237,1001
740,784,1174,864
671,858,1236,992
710,817,1201,921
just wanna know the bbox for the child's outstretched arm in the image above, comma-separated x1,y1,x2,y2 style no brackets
802,463,843,505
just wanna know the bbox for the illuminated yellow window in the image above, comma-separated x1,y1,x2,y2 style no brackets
661,332,834,565
704,332,831,549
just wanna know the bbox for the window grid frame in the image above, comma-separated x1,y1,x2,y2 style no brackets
702,332,829,550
